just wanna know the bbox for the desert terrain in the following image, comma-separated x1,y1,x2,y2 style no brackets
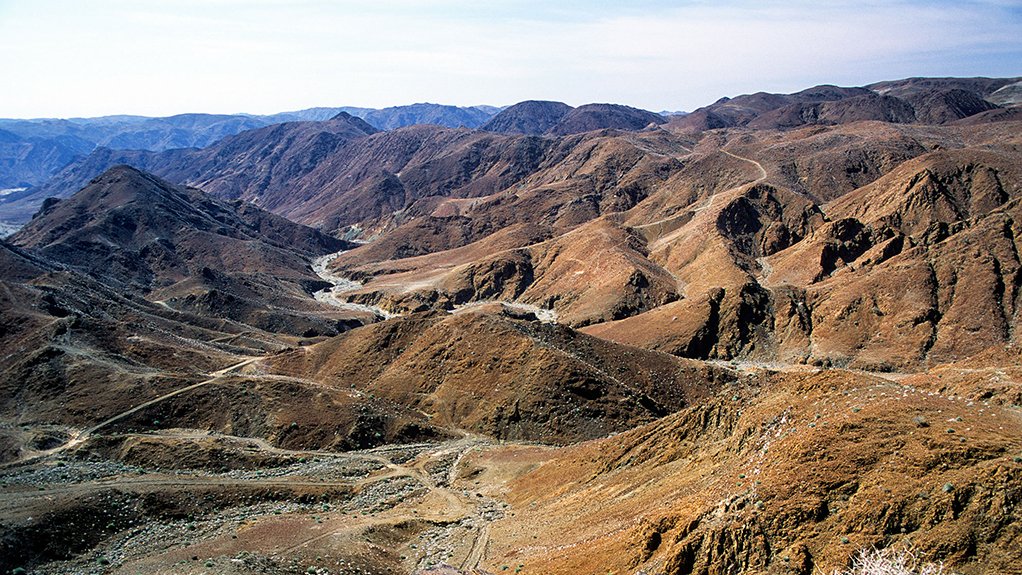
3,76,1022,575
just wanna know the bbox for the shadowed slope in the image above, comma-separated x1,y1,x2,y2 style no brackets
268,309,732,444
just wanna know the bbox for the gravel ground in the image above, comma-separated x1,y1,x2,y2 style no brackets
2,439,492,575
0,459,146,486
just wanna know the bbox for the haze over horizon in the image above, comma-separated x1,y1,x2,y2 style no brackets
1,0,1021,119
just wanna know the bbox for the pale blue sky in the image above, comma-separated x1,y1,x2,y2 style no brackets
0,0,1020,118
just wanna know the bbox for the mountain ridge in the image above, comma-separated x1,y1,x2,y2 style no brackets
3,75,1022,575
0,103,503,190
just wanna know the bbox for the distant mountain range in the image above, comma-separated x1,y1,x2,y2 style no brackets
0,102,676,229
672,76,1021,132
5,75,1022,575
480,101,666,136
5,75,1022,235
0,100,684,195
0,103,503,189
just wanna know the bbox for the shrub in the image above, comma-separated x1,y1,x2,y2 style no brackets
830,547,956,575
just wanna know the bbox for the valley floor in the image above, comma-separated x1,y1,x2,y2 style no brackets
4,78,1022,574
2,433,524,575
4,352,1021,575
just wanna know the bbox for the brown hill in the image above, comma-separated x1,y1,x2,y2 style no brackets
584,141,1022,370
0,239,454,465
723,90,994,131
826,149,1020,236
478,369,1022,575
954,106,1022,125
713,121,930,203
8,166,365,337
298,127,685,250
277,126,557,231
31,124,563,236
267,309,732,444
1,114,379,227
906,89,999,124
177,112,378,201
338,217,683,327
747,94,917,129
11,166,346,290
671,85,873,132
480,100,573,135
548,103,665,136
0,239,262,435
867,76,1019,100
862,78,1015,124
672,78,1017,133
313,119,1022,372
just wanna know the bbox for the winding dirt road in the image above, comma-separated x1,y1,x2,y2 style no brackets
80,358,259,439
722,149,768,182
2,357,262,468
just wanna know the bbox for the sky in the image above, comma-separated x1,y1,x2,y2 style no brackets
0,0,1020,118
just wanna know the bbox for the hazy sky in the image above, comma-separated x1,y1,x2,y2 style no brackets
1,0,1020,118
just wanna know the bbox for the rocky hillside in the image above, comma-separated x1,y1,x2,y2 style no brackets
269,308,732,444
0,104,500,190
672,77,1018,132
480,100,574,135
8,166,367,337
484,368,1022,574
1,113,379,227
549,103,666,135
322,118,1022,372
11,166,347,289
4,76,1022,575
